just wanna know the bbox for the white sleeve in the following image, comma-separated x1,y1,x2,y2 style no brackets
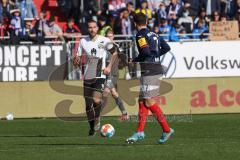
77,39,83,56
104,37,111,45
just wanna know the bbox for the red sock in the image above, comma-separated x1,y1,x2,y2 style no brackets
137,102,149,132
149,104,170,133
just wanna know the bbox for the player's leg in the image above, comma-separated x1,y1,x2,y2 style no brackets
110,88,129,121
126,99,148,143
91,78,105,132
126,77,149,143
102,87,111,110
144,98,174,144
92,90,102,132
143,74,174,144
83,80,95,136
110,76,129,121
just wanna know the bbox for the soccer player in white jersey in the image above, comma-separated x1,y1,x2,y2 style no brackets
74,19,116,136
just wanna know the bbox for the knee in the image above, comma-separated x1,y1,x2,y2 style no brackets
103,92,109,98
93,97,102,105
111,91,119,98
103,88,110,96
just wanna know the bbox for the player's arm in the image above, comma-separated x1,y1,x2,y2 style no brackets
73,40,83,67
132,36,151,62
159,38,171,56
104,42,118,75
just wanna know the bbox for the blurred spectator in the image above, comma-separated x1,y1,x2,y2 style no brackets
159,18,171,40
220,13,228,21
135,0,153,19
166,0,182,24
155,2,167,26
169,23,180,41
35,10,47,37
98,16,112,36
178,8,193,33
194,8,210,29
44,16,64,41
21,17,40,43
147,0,164,11
178,28,190,40
15,0,38,22
183,0,201,17
99,1,109,18
114,8,133,35
201,0,221,16
192,20,208,39
126,2,135,31
63,17,81,40
0,0,15,21
232,0,240,17
10,8,22,37
0,18,9,43
220,0,240,19
109,0,126,18
83,0,102,20
166,0,182,17
212,11,221,21
127,1,135,17
153,25,160,33
236,11,240,32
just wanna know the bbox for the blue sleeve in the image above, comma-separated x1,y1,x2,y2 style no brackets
159,38,171,56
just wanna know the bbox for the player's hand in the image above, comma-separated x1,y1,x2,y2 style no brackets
128,58,134,67
103,67,111,75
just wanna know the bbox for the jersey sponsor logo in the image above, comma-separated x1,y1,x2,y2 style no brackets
138,37,148,48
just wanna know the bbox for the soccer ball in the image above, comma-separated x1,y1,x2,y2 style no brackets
100,124,115,138
6,113,14,121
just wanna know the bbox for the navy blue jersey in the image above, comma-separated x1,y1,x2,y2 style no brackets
133,28,171,76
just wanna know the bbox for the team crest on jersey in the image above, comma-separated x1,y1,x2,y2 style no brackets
91,48,97,56
138,37,148,48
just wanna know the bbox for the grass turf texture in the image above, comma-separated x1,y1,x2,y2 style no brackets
0,114,239,160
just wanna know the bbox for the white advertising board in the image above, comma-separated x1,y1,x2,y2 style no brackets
161,41,240,78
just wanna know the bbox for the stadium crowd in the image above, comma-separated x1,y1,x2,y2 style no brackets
1,0,240,44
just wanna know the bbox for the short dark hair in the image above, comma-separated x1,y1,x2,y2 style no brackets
127,2,133,6
87,19,97,26
67,18,75,23
121,8,128,13
141,0,147,4
134,12,147,26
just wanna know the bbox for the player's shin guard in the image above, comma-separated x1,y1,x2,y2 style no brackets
149,104,170,133
137,102,149,132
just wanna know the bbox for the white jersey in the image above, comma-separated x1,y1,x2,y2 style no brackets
78,35,111,80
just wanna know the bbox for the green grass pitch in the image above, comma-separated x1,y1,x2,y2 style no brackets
0,114,239,160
